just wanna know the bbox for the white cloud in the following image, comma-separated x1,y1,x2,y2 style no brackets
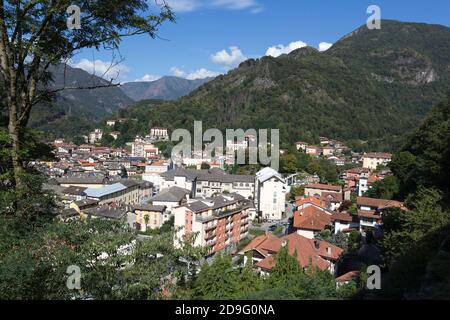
318,42,333,52
170,66,220,80
211,46,247,67
170,67,187,78
265,41,308,57
212,0,258,10
70,59,130,82
135,74,161,82
165,0,201,13
165,0,261,13
186,68,221,80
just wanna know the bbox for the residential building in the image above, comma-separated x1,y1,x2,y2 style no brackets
131,137,159,158
142,160,171,191
362,152,392,170
149,186,191,211
195,171,255,199
342,167,370,190
131,204,169,231
357,196,405,230
331,213,358,234
88,129,103,144
84,180,153,205
305,145,321,156
295,141,308,151
304,183,346,199
255,167,286,221
150,127,169,140
173,194,250,256
239,232,343,275
322,146,334,156
293,205,332,239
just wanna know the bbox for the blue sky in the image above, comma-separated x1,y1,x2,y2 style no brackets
70,0,450,83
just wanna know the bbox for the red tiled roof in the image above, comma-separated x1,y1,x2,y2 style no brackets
293,206,332,231
305,184,342,192
321,192,343,203
357,197,405,210
331,213,353,222
357,210,380,219
241,233,344,271
295,196,324,207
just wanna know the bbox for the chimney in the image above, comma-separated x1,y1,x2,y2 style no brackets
327,247,332,255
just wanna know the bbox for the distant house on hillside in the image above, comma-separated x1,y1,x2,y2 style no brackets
362,152,392,170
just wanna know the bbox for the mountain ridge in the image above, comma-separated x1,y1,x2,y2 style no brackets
120,76,213,101
110,20,450,148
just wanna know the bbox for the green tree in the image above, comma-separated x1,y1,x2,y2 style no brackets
365,175,400,200
0,0,174,209
191,254,239,300
200,162,211,170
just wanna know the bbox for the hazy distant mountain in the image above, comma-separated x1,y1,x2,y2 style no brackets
29,64,134,138
120,76,213,101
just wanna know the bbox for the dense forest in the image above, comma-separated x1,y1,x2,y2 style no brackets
81,20,450,151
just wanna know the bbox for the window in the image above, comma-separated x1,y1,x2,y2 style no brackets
273,191,277,210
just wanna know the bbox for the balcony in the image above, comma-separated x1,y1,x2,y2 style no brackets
205,232,216,240
204,223,217,231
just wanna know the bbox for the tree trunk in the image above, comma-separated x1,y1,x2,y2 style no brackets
8,115,23,190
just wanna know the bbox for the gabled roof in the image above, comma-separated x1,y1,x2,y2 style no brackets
304,183,342,192
242,233,344,271
150,186,190,203
357,210,380,219
85,183,127,198
293,206,332,231
357,197,405,210
62,186,87,196
331,213,354,222
295,196,324,207
256,167,284,183
133,205,166,212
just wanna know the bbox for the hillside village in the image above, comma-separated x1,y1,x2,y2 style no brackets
36,126,401,287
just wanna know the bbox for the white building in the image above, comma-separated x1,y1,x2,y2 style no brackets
88,129,103,144
142,160,171,192
150,127,169,140
131,137,159,158
255,167,287,221
362,152,392,170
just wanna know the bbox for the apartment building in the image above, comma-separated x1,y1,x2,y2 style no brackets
131,204,169,231
160,168,255,199
255,167,287,221
362,152,392,170
131,137,159,158
173,194,250,256
84,180,153,205
195,171,255,199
